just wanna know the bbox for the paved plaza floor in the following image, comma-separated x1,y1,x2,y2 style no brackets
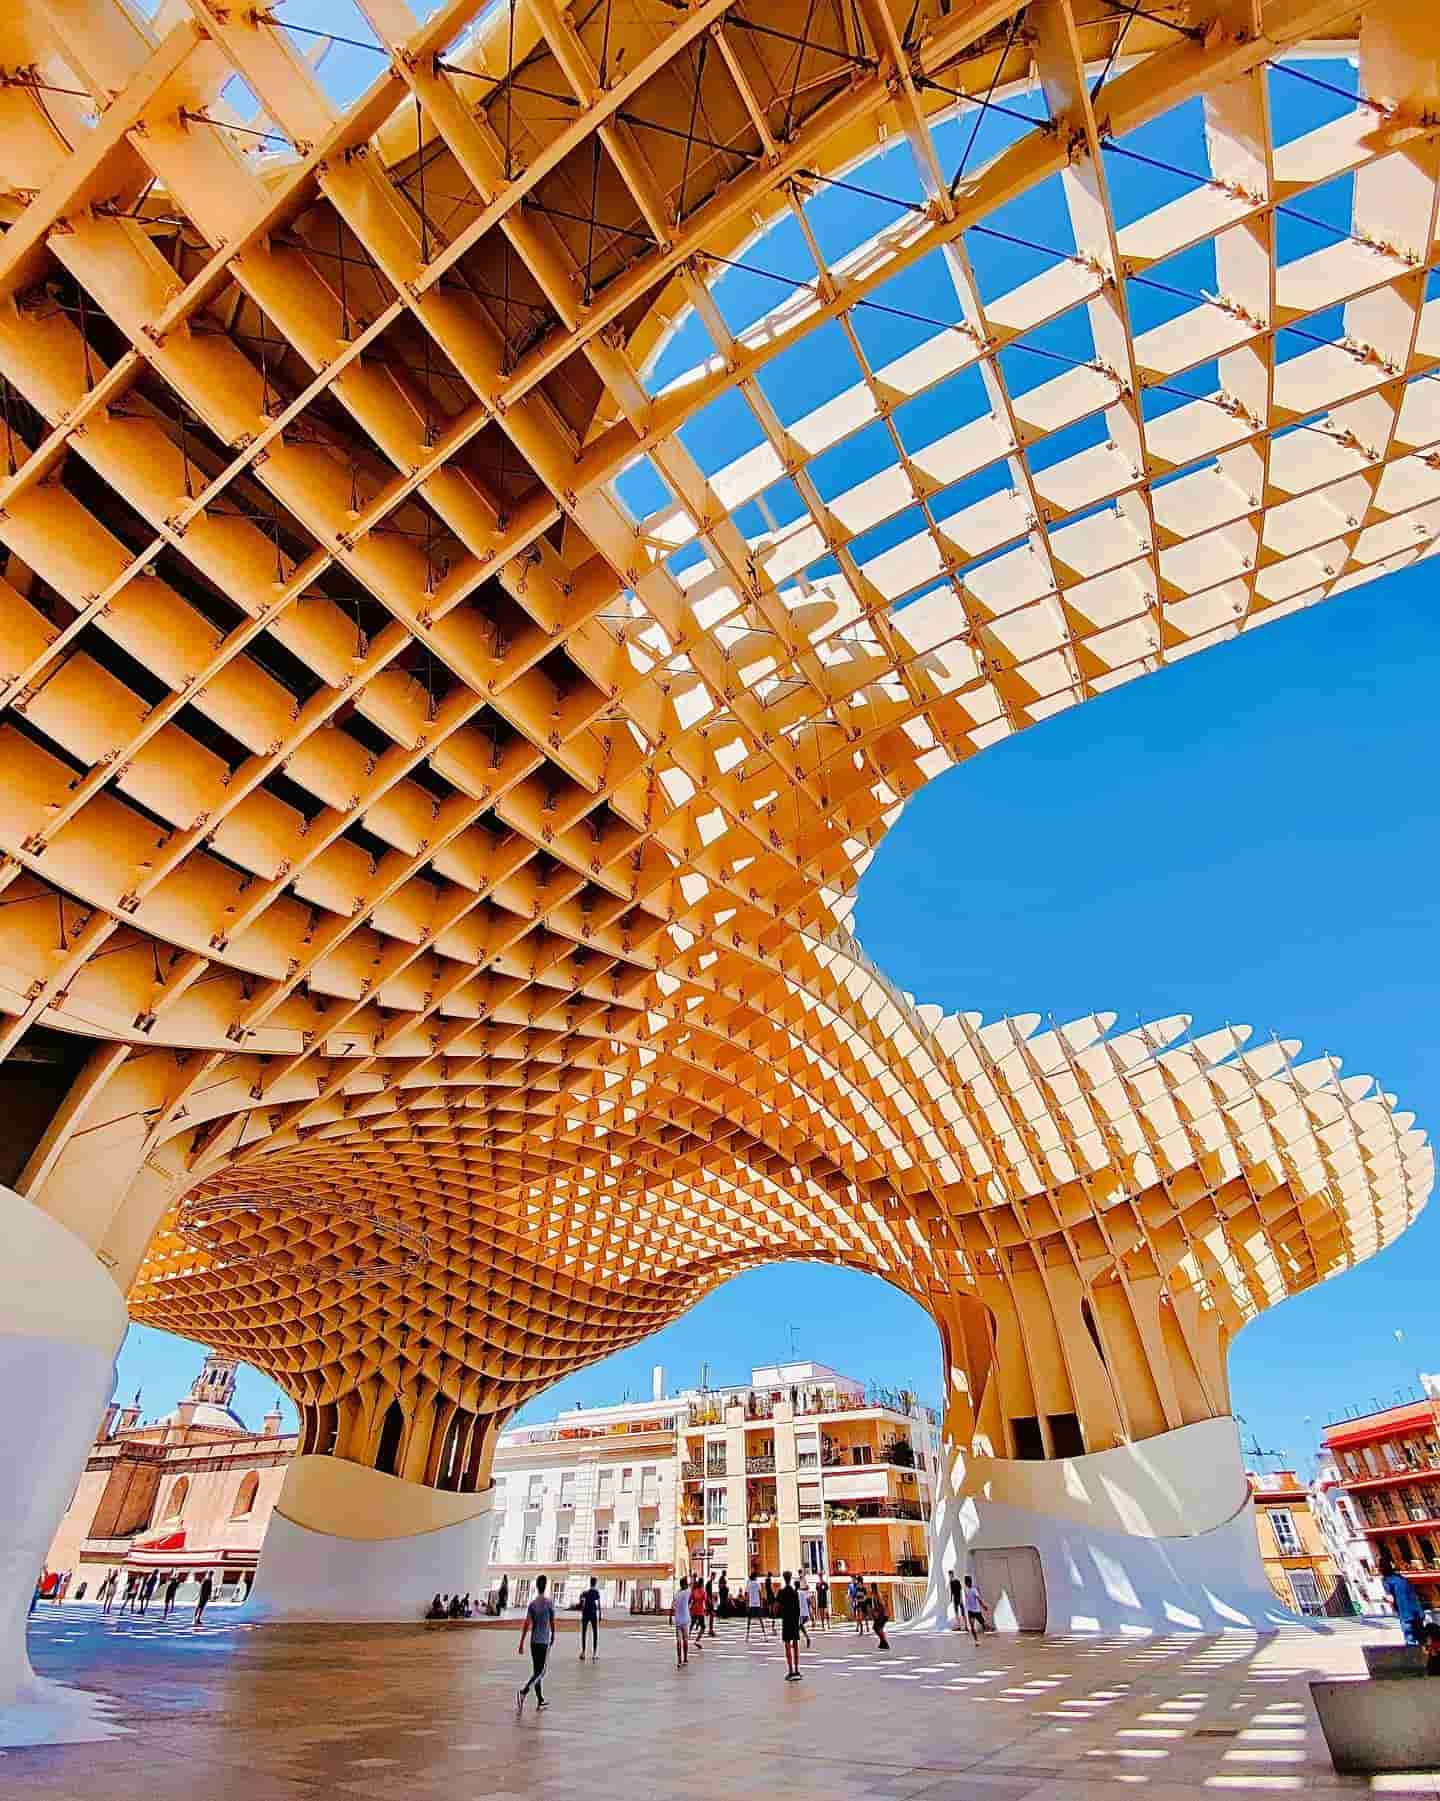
2,1607,1427,1800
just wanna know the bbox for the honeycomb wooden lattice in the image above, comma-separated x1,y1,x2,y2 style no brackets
0,0,1432,1486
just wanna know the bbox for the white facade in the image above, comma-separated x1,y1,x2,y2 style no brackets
1311,1454,1385,1613
488,1392,683,1612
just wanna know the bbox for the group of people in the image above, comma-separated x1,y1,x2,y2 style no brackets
33,1567,215,1625
425,1592,477,1620
840,1575,892,1647
947,1569,991,1640
514,1562,902,1715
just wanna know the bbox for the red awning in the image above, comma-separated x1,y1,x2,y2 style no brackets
130,1530,186,1554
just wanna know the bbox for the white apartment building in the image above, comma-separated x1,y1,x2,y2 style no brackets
486,1358,939,1616
1311,1451,1386,1613
487,1371,682,1613
676,1360,939,1612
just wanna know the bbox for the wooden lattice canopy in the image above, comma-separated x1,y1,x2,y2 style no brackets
0,0,1431,1482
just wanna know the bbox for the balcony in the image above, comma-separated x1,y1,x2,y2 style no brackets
681,1461,703,1481
826,1500,926,1524
746,1455,775,1476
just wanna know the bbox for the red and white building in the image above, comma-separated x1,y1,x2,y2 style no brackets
42,1353,297,1605
1321,1392,1440,1611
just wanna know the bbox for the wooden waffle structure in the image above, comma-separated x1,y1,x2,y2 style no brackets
0,0,1433,1495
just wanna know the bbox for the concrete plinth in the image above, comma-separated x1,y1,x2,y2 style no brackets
0,1185,127,1715
913,1415,1292,1635
249,1455,494,1622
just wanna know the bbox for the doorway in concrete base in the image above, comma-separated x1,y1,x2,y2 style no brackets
973,1547,1046,1632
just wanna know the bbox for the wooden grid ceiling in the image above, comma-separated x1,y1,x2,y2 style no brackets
0,0,1433,1455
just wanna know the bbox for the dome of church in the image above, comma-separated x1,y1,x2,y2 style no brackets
157,1400,249,1433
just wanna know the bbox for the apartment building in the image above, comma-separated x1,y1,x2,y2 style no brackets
1311,1450,1385,1613
486,1358,938,1615
1323,1395,1440,1608
1247,1468,1342,1615
486,1375,683,1612
676,1360,937,1612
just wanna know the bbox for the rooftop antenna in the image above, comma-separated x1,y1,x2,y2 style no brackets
788,1324,800,1358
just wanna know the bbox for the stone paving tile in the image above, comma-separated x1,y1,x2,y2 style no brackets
0,1608,1417,1801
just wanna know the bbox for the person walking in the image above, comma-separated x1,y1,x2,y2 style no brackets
778,1572,803,1682
689,1576,707,1648
99,1571,118,1616
705,1576,717,1637
718,1573,730,1618
796,1572,813,1647
948,1568,965,1629
672,1574,692,1666
1380,1550,1426,1646
963,1574,988,1642
763,1572,776,1619
497,1573,509,1615
516,1573,556,1713
815,1573,830,1629
745,1570,770,1641
193,1572,213,1627
162,1574,181,1620
847,1574,862,1631
871,1585,891,1651
579,1576,601,1660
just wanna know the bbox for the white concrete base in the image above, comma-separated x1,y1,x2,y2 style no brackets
0,1186,128,1717
912,1416,1295,1636
250,1455,494,1623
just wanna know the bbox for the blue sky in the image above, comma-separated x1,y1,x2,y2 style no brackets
112,42,1437,1473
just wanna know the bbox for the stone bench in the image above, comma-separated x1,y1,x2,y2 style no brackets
1310,1677,1440,1774
1364,1644,1426,1679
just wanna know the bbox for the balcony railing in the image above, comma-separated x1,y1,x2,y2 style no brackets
746,1455,776,1475
681,1461,702,1481
826,1500,926,1523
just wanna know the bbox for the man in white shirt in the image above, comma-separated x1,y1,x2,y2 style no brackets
672,1574,691,1666
963,1573,988,1642
745,1570,770,1641
796,1572,813,1647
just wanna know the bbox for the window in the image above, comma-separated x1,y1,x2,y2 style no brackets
514,1578,531,1604
493,1478,508,1511
527,1474,544,1505
801,1536,825,1574
594,1526,610,1561
850,1444,873,1466
615,1579,628,1602
622,1467,633,1492
799,1481,822,1521
165,1477,189,1520
554,1533,570,1562
559,1472,575,1506
638,1525,658,1560
597,1470,615,1503
1364,1448,1382,1475
1288,1569,1323,1615
1270,1510,1301,1555
706,1442,727,1476
1011,1417,1046,1461
618,1521,631,1548
796,1432,818,1471
232,1472,259,1517
705,1486,727,1526
640,1465,660,1503
489,1533,500,1562
521,1531,537,1561
1418,1535,1435,1565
